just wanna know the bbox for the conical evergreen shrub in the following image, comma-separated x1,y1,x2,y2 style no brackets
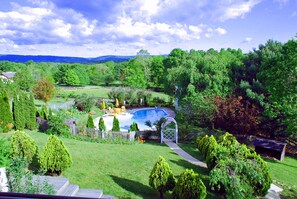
149,156,175,198
86,114,95,128
98,117,106,132
0,90,14,132
25,92,37,130
111,116,120,131
39,135,72,176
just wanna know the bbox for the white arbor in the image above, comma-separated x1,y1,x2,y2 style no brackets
160,117,178,143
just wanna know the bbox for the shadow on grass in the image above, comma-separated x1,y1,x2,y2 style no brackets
264,157,297,169
169,159,209,176
110,175,159,199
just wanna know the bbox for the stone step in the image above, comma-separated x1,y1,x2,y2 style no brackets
33,175,69,195
58,184,79,196
75,188,103,198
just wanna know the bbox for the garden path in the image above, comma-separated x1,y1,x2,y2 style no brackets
164,141,207,168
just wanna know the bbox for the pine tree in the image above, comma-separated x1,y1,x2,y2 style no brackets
0,90,14,132
13,91,26,130
40,104,47,120
26,92,37,130
98,117,106,132
86,114,95,129
111,116,120,131
39,135,72,176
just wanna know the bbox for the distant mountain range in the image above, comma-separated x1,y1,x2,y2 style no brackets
0,54,135,63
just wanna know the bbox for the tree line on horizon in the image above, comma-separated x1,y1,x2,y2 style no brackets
0,37,296,138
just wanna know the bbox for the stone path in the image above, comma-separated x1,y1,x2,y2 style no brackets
164,141,207,168
164,141,283,199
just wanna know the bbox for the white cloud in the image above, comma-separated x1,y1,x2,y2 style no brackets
243,37,252,43
219,0,261,21
215,27,227,35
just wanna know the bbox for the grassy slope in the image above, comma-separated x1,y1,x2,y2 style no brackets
179,142,297,198
1,131,215,199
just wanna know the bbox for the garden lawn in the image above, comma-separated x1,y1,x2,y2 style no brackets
179,142,297,199
57,86,170,101
1,131,216,199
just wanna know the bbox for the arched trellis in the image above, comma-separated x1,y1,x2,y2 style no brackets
161,117,178,143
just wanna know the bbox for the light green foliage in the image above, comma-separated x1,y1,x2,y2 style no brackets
13,67,35,91
39,135,72,176
26,92,37,130
86,114,95,129
150,55,165,88
149,156,175,198
7,158,55,194
0,90,14,132
40,104,48,120
98,117,106,132
10,130,37,163
0,138,11,167
209,142,272,198
172,169,206,199
63,69,80,86
123,59,147,88
217,132,238,147
112,116,120,131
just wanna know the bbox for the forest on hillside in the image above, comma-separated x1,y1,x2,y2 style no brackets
0,38,296,139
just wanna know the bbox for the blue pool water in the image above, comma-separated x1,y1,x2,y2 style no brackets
102,108,168,131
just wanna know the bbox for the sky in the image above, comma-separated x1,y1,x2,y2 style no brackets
0,0,296,57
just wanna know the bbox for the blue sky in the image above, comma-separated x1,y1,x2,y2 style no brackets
0,0,296,57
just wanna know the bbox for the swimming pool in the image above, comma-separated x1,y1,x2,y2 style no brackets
101,108,168,131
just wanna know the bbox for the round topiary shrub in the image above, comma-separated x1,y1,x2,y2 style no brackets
39,135,72,176
172,169,207,199
149,156,175,198
10,130,37,164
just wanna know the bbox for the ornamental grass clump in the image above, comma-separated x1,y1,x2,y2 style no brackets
149,156,175,199
39,135,72,176
172,169,206,199
10,130,37,164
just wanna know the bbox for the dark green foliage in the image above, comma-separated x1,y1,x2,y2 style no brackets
172,169,206,199
149,156,175,198
98,117,106,132
10,130,37,164
39,135,73,176
7,158,55,194
0,138,11,167
46,113,70,136
129,122,139,132
0,90,14,132
112,116,120,131
86,114,95,128
73,94,95,112
13,67,34,91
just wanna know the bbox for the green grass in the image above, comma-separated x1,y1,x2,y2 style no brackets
1,131,218,198
265,157,297,198
179,142,297,199
56,86,170,101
